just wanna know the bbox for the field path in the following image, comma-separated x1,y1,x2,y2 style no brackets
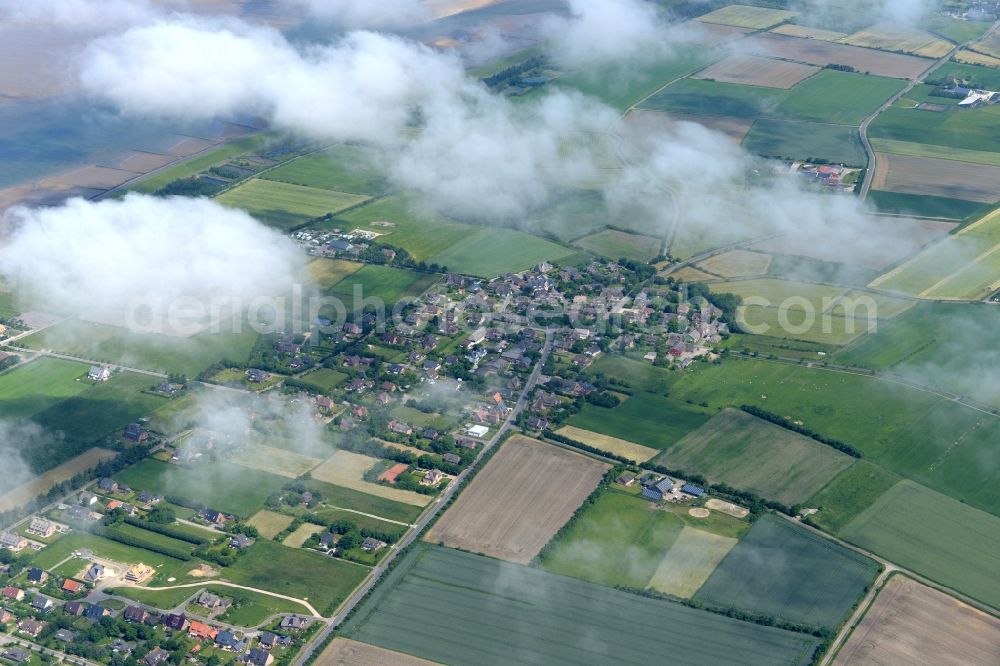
117,580,320,617
858,19,1000,201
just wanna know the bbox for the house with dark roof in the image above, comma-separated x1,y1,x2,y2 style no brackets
164,613,187,631
215,630,247,652
242,648,273,666
27,568,47,585
2,647,30,663
143,647,170,666
64,601,85,616
124,605,149,624
85,604,109,621
54,629,76,643
681,483,705,498
17,618,45,637
279,615,310,631
31,595,54,612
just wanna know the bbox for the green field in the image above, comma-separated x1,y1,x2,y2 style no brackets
18,318,260,377
743,119,867,166
428,227,576,277
643,70,906,125
805,460,901,533
224,538,368,614
335,194,477,260
302,478,423,524
554,49,723,111
871,138,1000,166
306,257,363,290
922,18,993,44
0,357,91,421
572,229,662,261
840,481,1000,610
296,368,347,392
328,265,438,309
696,515,879,629
931,62,1000,90
115,459,286,518
567,392,712,452
659,357,1000,516
652,409,855,506
344,544,820,666
261,144,389,195
869,103,1000,154
836,301,1000,403
867,190,989,219
541,488,747,589
215,179,370,230
127,135,268,194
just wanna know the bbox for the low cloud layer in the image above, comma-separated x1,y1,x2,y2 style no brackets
283,0,432,29
544,0,678,68
0,194,303,334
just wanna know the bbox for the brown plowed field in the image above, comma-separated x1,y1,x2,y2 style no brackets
835,575,1000,665
744,33,932,79
425,436,609,564
872,152,1000,203
692,54,819,89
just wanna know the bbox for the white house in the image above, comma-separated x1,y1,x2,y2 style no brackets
88,366,111,381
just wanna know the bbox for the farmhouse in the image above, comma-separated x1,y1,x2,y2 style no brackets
246,368,270,383
229,534,255,550
123,422,149,443
88,365,111,381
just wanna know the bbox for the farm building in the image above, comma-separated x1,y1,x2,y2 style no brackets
123,422,150,442
681,483,706,498
88,365,111,381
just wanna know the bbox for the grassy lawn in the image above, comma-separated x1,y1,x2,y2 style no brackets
302,478,423,524
328,265,438,309
19,318,259,377
0,356,91,421
743,119,867,166
344,544,820,666
567,393,712,451
643,71,905,125
696,514,879,629
540,488,747,589
867,190,989,220
260,144,389,195
652,408,855,506
224,538,369,615
334,194,477,261
840,480,1000,610
215,179,370,231
806,460,901,534
115,459,287,518
296,368,348,392
428,227,575,277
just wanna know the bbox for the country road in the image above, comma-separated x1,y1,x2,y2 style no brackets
291,331,554,665
857,19,1000,201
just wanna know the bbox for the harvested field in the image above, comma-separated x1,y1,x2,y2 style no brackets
167,137,216,157
234,444,320,479
692,54,819,89
686,21,754,46
698,250,772,277
0,448,117,513
744,33,932,79
770,24,845,41
312,451,431,507
306,257,363,290
970,31,1000,59
668,266,718,282
649,527,737,598
696,4,794,30
283,522,324,548
871,152,1000,203
50,165,136,189
626,109,753,143
247,510,294,539
316,638,440,666
555,425,659,462
652,408,855,506
870,138,1000,167
425,436,609,564
955,48,1000,68
751,216,955,270
706,498,750,518
118,152,175,173
834,575,1000,665
842,26,954,58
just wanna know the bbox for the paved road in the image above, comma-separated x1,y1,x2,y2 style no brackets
857,20,1000,201
292,331,554,665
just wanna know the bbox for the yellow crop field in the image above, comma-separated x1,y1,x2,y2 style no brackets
556,425,659,462
696,4,794,30
312,450,431,506
843,25,953,58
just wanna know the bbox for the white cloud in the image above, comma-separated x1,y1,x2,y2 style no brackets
282,0,431,29
545,0,678,68
0,194,303,334
0,0,160,31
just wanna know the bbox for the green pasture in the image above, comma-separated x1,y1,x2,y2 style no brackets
328,265,438,309
653,408,855,506
805,460,901,533
743,119,867,166
302,478,424,524
261,143,389,195
871,138,1000,166
567,393,712,452
869,103,1000,154
428,227,575,277
572,229,662,261
696,515,879,629
867,190,988,219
